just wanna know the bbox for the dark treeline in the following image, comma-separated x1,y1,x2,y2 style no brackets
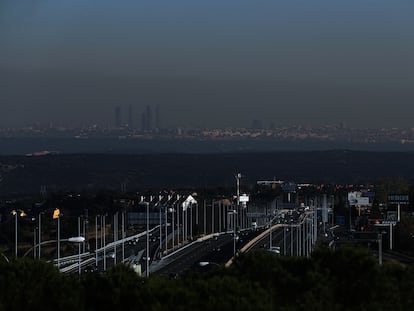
1,246,414,311
4,151,414,195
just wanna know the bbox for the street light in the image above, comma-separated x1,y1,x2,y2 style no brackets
68,236,86,243
228,209,237,257
165,205,168,255
182,205,186,243
158,205,162,259
37,212,45,259
95,215,100,268
378,233,383,266
212,200,215,234
113,212,118,264
121,209,126,262
52,208,62,268
57,236,85,275
102,214,107,271
199,261,220,267
75,235,85,276
269,216,273,252
163,206,172,255
11,209,27,257
377,230,386,266
169,207,175,252
145,201,150,277
235,173,241,229
22,236,85,261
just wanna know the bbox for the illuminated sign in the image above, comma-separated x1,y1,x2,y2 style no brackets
239,195,249,203
388,194,409,204
348,192,372,207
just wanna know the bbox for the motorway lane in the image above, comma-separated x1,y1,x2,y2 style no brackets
151,229,265,277
83,228,162,273
151,234,232,276
80,223,308,275
244,226,304,257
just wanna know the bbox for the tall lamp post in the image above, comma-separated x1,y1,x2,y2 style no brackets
37,212,44,259
158,203,162,259
102,214,107,271
182,205,186,243
165,205,168,255
269,217,273,251
53,208,62,268
122,209,126,262
95,215,100,268
378,233,383,266
70,236,85,275
378,230,386,266
169,207,175,251
11,209,27,257
235,173,241,229
228,209,237,257
145,201,150,277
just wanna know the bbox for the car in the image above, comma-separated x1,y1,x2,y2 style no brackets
269,246,281,254
83,266,98,273
106,252,115,259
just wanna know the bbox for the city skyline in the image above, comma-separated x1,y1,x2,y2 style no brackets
1,1,414,129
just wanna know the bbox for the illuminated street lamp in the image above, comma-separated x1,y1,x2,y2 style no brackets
22,236,85,260
199,261,220,267
53,208,62,268
11,209,27,257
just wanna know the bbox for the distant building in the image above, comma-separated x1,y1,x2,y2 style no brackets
155,104,160,129
146,105,152,131
115,106,121,128
128,104,133,128
138,104,161,132
141,112,147,132
251,119,263,130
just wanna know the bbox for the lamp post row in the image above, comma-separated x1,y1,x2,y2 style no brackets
11,193,248,274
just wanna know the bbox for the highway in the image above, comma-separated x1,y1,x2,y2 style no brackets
151,232,245,277
59,209,318,276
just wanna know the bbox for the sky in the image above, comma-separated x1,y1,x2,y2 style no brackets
1,0,414,129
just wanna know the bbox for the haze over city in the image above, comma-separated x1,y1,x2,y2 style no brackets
1,0,414,129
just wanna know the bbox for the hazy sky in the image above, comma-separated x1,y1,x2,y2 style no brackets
1,0,414,129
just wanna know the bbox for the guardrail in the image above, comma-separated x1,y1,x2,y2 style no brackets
55,225,161,273
60,257,96,274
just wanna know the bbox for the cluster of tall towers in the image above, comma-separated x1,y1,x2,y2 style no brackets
114,104,160,131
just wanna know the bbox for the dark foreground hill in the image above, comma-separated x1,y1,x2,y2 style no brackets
0,246,413,311
1,150,414,196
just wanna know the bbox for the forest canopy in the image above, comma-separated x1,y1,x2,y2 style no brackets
0,246,413,311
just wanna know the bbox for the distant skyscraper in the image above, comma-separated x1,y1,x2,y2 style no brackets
128,104,133,128
141,112,147,132
146,105,152,131
251,119,262,130
115,106,121,128
155,104,160,129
